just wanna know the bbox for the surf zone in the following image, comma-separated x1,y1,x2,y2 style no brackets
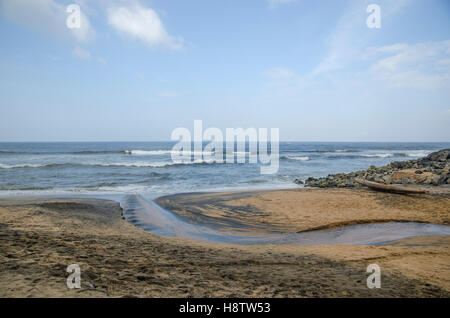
170,120,280,174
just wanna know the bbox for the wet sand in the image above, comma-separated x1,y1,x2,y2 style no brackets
155,188,450,234
1,188,449,297
127,193,450,245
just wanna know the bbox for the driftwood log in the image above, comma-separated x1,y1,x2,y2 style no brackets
354,178,427,194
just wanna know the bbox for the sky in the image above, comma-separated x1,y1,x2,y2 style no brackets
0,0,449,142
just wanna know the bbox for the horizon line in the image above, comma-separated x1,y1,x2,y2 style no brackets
1,141,450,143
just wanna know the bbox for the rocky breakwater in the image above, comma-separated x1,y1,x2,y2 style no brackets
297,149,450,188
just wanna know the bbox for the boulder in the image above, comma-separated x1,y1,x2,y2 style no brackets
300,148,450,188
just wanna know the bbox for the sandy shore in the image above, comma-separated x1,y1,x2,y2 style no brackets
1,188,449,297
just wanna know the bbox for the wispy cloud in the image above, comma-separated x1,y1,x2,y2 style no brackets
300,0,449,91
107,2,183,50
0,0,94,43
367,40,450,90
310,0,411,77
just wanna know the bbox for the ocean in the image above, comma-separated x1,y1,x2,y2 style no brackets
0,142,449,200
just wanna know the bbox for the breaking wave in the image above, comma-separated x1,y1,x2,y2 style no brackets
124,149,253,156
281,155,310,161
0,160,222,170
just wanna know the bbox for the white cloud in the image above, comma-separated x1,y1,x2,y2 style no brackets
311,0,411,76
107,3,183,50
72,47,91,60
367,40,450,90
0,0,94,43
264,2,449,93
70,7,94,43
370,41,450,71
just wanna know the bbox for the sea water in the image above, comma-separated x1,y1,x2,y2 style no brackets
1,141,449,200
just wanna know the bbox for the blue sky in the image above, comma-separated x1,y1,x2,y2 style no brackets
0,0,449,142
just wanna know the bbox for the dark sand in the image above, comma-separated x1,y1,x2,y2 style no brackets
1,188,449,297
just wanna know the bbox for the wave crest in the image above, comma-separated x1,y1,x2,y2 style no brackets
281,155,310,161
0,160,221,169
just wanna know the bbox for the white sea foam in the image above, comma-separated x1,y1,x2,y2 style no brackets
124,150,172,155
0,184,154,197
361,153,394,158
281,155,310,161
361,150,432,159
95,160,217,168
124,149,216,156
404,150,432,157
0,163,47,169
124,149,255,156
0,160,219,169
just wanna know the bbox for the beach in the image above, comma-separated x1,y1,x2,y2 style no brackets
2,0,450,304
1,188,449,298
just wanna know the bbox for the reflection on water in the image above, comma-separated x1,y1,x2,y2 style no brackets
122,194,450,245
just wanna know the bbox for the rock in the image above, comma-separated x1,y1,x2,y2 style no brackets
374,176,384,184
401,178,410,185
422,176,432,185
300,148,450,188
431,175,441,186
438,173,449,185
427,149,450,161
417,175,428,183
